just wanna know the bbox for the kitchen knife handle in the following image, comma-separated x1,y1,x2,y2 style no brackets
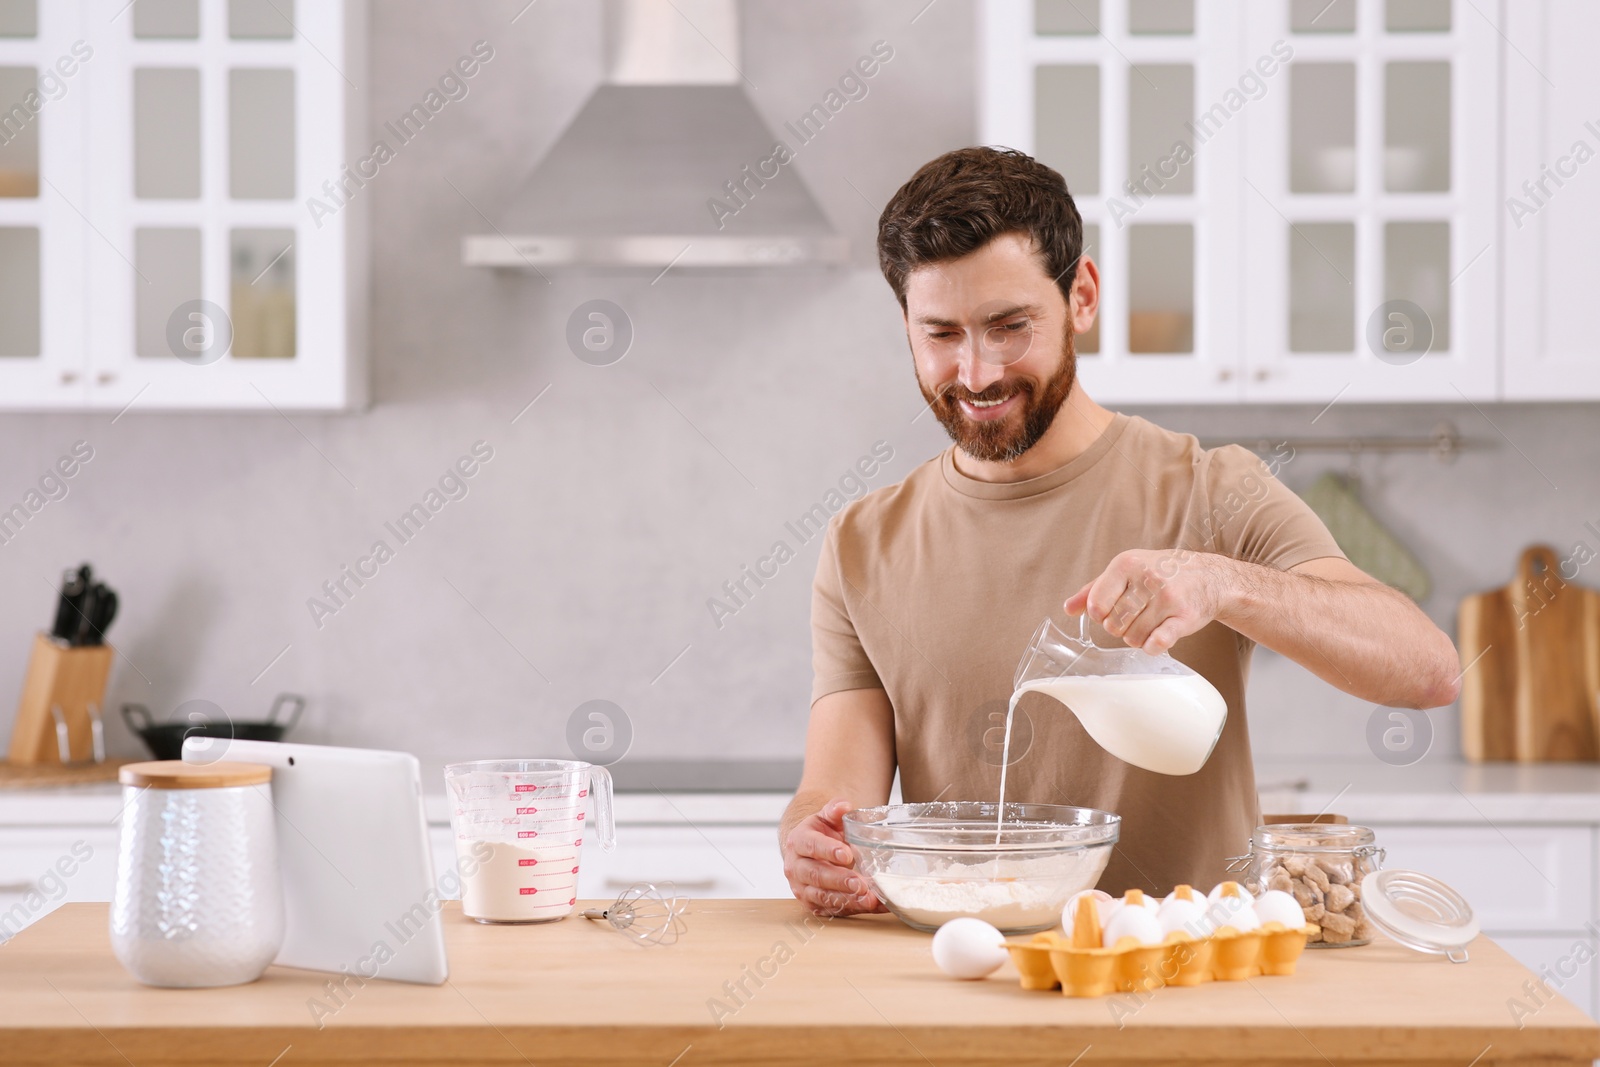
49,704,71,763
70,586,97,648
86,703,105,764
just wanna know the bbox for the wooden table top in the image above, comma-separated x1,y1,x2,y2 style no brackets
3,901,1598,1066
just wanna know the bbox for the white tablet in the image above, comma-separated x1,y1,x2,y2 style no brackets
182,737,449,985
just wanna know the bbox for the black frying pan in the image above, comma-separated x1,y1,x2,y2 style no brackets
122,694,306,761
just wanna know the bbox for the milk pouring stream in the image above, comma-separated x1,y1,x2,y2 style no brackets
996,618,1227,828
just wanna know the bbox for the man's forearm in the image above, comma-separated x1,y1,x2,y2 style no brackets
1213,556,1460,709
780,789,834,848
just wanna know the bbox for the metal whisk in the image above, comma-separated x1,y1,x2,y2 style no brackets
582,882,688,945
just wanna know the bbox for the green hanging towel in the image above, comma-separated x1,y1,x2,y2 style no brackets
1299,472,1432,601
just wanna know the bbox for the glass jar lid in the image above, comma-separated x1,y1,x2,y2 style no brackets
1359,869,1479,963
1254,823,1376,851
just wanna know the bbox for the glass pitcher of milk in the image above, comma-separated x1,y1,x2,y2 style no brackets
1011,617,1227,776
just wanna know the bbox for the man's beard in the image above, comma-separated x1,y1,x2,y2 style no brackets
919,333,1077,464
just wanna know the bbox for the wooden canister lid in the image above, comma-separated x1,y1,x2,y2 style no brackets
118,761,272,790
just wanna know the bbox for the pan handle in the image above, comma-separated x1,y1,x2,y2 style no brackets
121,703,154,733
268,693,306,732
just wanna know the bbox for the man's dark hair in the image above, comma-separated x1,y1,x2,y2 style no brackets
876,146,1085,311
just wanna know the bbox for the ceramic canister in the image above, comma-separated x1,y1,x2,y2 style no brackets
109,760,283,987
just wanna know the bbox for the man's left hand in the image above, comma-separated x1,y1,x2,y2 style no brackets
1065,549,1239,655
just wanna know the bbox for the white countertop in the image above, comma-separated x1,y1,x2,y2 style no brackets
0,783,793,828
6,759,1600,829
1253,758,1600,823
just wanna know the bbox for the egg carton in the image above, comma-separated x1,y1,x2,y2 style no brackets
1003,888,1320,997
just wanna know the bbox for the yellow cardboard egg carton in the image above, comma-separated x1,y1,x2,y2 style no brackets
1004,885,1320,998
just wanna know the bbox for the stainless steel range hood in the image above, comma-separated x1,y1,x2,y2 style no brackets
462,0,848,270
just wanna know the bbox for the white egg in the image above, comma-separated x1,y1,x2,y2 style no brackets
932,917,1008,980
1205,891,1261,933
1060,889,1115,939
1102,903,1164,948
1162,884,1203,908
1120,891,1161,913
1157,896,1210,939
1207,881,1256,908
1254,889,1307,929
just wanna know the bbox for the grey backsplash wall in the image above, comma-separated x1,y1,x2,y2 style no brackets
0,1,1594,770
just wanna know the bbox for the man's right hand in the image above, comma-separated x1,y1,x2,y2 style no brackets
781,799,886,916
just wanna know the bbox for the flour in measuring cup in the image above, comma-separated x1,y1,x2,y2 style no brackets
460,841,581,923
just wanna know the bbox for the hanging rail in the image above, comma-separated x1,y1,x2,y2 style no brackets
1197,420,1484,463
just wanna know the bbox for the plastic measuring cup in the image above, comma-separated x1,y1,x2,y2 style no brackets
444,759,616,924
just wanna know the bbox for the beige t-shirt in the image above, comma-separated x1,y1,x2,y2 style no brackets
811,413,1346,895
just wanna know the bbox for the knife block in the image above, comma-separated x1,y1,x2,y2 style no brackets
7,633,113,765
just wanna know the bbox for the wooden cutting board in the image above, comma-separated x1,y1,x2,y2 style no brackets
1459,545,1600,761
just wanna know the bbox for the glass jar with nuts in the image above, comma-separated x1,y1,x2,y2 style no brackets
1241,824,1385,948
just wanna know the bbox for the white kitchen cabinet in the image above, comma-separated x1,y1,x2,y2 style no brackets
1369,823,1595,932
0,0,368,411
1494,935,1599,1022
0,0,89,403
977,0,1507,402
0,826,119,942
1368,822,1599,1022
0,810,786,943
428,823,791,902
577,825,790,900
1498,0,1600,399
1239,0,1499,401
981,0,1247,402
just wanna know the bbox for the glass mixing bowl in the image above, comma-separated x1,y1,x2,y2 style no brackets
843,802,1120,934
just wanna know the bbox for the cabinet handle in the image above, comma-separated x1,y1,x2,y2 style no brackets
0,881,37,894
1254,369,1270,382
1217,368,1233,382
59,371,77,385
603,877,717,891
96,372,116,385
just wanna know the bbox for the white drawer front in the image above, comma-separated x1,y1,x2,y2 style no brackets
1370,824,1594,932
578,825,789,900
1495,935,1599,1022
428,827,462,897
428,824,791,901
0,828,121,942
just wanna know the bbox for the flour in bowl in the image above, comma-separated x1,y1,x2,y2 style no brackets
870,850,1104,931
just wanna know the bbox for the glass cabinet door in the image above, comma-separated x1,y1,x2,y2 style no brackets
81,0,359,410
980,0,1498,404
0,0,88,404
1242,0,1498,401
981,0,1246,401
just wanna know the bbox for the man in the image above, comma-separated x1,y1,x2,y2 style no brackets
779,147,1461,915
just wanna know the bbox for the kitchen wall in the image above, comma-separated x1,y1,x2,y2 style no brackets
0,0,1594,769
